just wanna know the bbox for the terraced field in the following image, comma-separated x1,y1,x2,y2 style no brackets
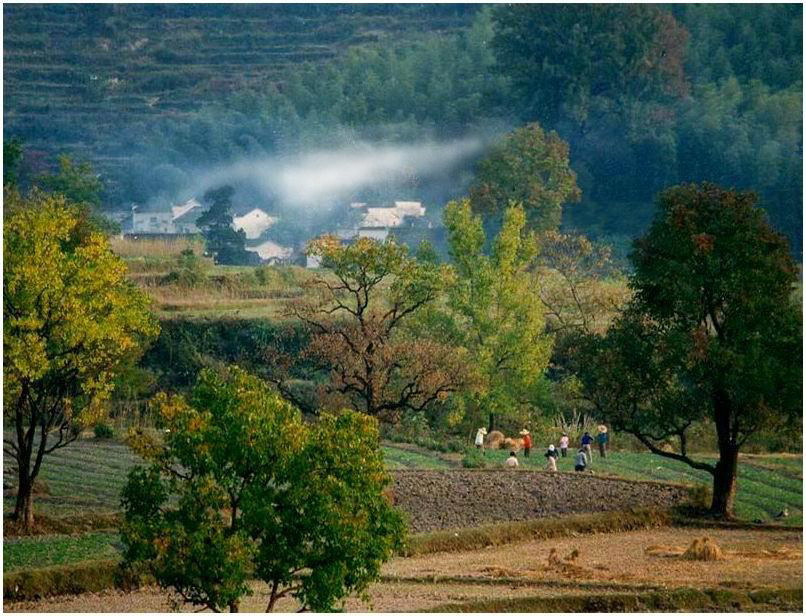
3,3,478,192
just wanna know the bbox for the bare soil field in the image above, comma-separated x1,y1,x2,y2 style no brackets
393,470,688,533
7,527,800,612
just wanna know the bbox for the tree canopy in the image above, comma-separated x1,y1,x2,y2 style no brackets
4,189,158,528
468,123,581,231
575,183,801,516
122,367,404,612
443,199,553,431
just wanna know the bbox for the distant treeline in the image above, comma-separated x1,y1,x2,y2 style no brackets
4,4,802,255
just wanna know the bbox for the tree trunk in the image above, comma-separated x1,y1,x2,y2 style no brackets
14,476,35,529
229,600,239,612
711,389,738,518
710,444,738,518
488,412,495,433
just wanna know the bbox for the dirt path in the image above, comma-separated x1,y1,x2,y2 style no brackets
6,527,800,612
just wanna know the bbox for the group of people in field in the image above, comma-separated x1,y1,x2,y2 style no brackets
475,425,609,472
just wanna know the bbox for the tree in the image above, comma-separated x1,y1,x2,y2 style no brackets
491,4,688,127
285,236,469,423
4,189,158,529
468,123,581,231
536,230,630,336
4,138,24,188
122,367,404,612
34,154,121,234
36,154,103,208
575,183,801,517
197,185,257,265
443,199,553,431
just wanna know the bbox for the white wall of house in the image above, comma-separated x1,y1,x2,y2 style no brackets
132,211,174,233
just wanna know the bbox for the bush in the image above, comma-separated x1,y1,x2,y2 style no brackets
93,423,115,439
461,447,487,468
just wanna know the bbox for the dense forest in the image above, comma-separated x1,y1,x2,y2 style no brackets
3,3,802,256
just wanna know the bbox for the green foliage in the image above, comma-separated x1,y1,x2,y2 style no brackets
93,423,115,440
160,248,208,287
460,448,487,469
576,183,802,516
197,186,257,266
121,367,404,612
35,155,102,208
442,200,553,429
3,189,159,527
469,123,581,231
491,5,689,125
4,138,24,188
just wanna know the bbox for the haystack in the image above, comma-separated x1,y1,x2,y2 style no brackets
682,536,724,561
503,437,525,452
486,430,505,449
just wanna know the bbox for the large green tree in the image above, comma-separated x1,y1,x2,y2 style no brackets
575,183,801,517
122,367,404,612
4,189,158,529
443,199,553,431
468,123,581,231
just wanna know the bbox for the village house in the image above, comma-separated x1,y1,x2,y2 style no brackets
306,200,428,267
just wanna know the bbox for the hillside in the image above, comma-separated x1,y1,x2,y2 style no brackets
3,4,477,187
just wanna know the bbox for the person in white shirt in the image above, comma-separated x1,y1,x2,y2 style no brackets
559,433,570,457
474,427,487,452
505,451,519,467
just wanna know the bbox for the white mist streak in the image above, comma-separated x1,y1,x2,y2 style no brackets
197,137,484,207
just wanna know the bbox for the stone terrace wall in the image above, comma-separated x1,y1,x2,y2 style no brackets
391,470,689,533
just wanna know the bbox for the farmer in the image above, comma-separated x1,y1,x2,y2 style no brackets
574,448,588,472
559,432,570,457
475,427,487,453
580,431,594,463
597,425,609,458
544,444,559,472
505,451,519,468
520,429,532,457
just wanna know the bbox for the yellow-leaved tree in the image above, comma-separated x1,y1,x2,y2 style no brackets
4,189,159,529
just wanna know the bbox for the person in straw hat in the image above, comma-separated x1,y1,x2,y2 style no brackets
597,425,609,458
519,429,532,457
474,427,487,453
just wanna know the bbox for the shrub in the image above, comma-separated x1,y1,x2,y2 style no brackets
461,447,487,468
93,423,115,440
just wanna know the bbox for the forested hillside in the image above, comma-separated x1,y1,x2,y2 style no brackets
4,3,802,255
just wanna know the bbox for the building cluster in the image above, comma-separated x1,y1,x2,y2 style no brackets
121,197,430,266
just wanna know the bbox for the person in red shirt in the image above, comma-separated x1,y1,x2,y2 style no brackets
520,429,532,457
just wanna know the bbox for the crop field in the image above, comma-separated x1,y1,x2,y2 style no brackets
478,448,803,527
4,438,801,525
2,436,802,612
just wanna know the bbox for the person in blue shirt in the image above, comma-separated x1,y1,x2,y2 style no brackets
580,431,594,464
